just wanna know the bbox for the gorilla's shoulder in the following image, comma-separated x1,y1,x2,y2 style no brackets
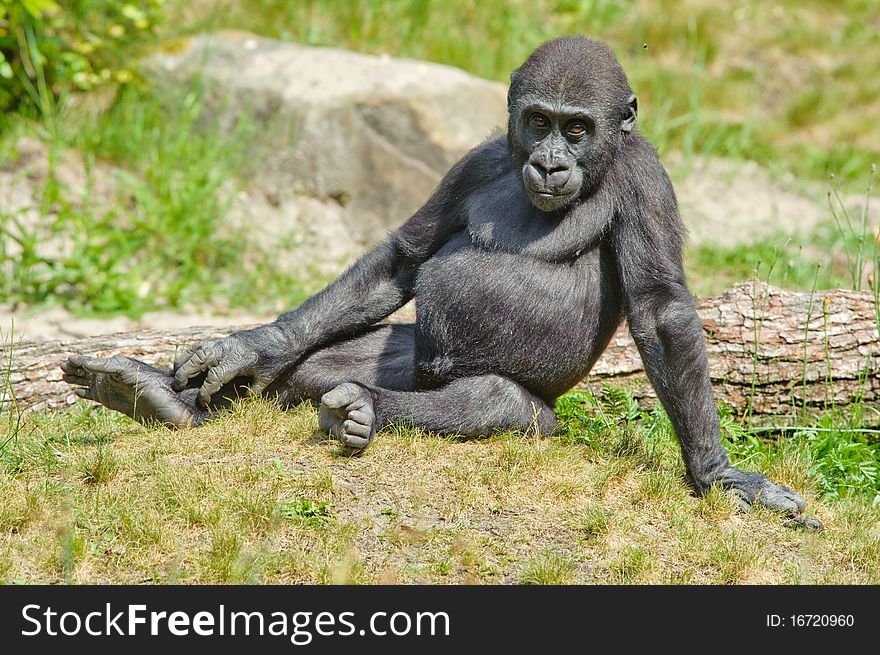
617,132,664,171
455,132,510,180
611,132,674,197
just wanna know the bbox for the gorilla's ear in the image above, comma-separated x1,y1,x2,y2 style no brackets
621,94,638,133
507,70,520,112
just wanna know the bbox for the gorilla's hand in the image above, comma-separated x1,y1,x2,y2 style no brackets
172,324,294,407
714,466,823,531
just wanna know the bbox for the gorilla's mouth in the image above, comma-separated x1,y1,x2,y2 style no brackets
521,164,583,212
525,186,578,212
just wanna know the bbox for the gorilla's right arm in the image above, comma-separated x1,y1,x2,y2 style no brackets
173,139,501,407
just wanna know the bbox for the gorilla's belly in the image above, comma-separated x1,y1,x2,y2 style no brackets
414,235,620,398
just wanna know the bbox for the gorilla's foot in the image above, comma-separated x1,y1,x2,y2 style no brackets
716,467,823,531
61,355,208,428
318,382,377,450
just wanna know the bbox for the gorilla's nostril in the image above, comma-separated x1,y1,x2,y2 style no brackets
526,163,546,186
531,162,548,177
546,167,572,189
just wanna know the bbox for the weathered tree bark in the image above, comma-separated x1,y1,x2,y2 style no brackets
2,283,879,423
591,282,879,423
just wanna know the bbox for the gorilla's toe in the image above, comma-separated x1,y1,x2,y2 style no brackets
320,382,367,410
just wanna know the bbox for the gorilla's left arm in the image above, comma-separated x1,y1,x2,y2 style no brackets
171,138,505,407
610,142,731,492
611,140,815,521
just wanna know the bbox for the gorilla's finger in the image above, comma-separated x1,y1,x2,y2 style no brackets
754,487,805,515
62,373,89,386
61,363,89,383
174,342,212,372
79,355,125,374
249,375,275,396
342,419,372,439
173,346,217,392
173,344,196,371
341,432,371,450
728,488,752,513
61,360,84,375
67,354,85,368
75,388,95,400
791,514,824,532
198,364,236,408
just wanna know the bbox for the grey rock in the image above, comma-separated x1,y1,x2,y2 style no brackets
144,31,509,243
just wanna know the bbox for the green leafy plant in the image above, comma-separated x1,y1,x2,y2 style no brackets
0,0,166,116
0,86,262,315
277,496,333,527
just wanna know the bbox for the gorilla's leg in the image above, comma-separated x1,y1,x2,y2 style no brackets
267,323,417,406
60,323,416,429
318,375,558,449
61,355,210,427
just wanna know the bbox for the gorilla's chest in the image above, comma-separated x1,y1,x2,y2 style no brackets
413,229,617,389
418,232,600,313
463,172,613,262
412,174,620,386
417,172,615,327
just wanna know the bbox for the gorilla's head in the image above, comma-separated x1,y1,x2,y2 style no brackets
507,37,638,213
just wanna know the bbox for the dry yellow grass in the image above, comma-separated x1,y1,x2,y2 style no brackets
1,397,877,585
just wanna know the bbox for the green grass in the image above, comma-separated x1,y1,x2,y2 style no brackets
0,84,320,316
0,389,877,584
685,223,857,297
519,550,578,585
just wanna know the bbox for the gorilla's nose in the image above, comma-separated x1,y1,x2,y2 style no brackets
528,162,572,192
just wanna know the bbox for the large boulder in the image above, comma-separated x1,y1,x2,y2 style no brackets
145,32,508,243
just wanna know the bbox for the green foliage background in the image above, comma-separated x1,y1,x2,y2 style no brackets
0,0,164,116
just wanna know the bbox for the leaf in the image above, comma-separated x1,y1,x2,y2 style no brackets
19,0,58,18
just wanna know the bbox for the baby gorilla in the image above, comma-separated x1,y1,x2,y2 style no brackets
60,354,376,445
59,36,822,528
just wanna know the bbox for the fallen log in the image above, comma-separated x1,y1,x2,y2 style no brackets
2,283,879,423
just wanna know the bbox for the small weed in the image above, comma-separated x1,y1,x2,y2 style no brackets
606,546,653,584
277,497,333,527
519,550,577,585
0,483,41,533
569,507,609,543
203,525,244,582
709,534,763,585
77,447,119,485
56,523,85,584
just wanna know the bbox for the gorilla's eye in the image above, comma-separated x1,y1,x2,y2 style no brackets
566,121,588,137
529,113,550,130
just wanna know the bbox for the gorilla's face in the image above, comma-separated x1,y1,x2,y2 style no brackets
506,37,638,214
517,103,591,212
